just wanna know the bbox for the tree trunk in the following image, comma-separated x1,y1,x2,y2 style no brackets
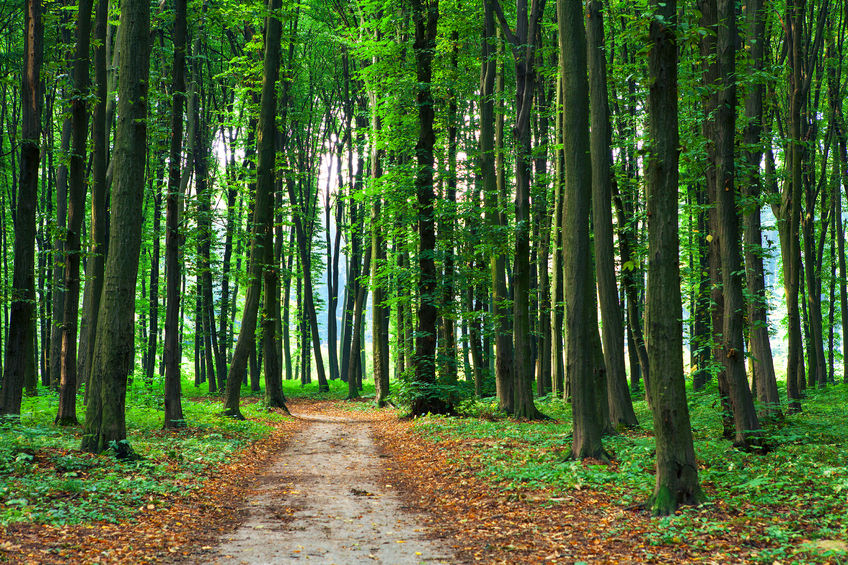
644,0,703,515
409,0,448,416
0,0,41,417
586,0,637,429
80,0,150,455
368,81,390,405
713,0,762,448
559,0,605,458
493,0,546,420
742,0,781,420
56,0,94,425
782,0,806,412
162,0,187,429
224,0,284,418
480,3,514,413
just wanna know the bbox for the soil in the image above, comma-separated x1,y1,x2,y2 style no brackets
192,409,455,565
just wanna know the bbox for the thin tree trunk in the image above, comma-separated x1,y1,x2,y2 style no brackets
224,0,285,418
586,0,637,429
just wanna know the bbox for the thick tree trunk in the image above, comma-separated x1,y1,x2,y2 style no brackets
559,0,605,457
0,0,41,417
714,0,762,448
480,11,514,413
409,0,449,416
645,0,703,515
494,0,546,420
80,0,149,455
783,0,806,412
162,0,187,430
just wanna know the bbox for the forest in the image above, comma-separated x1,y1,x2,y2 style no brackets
1,0,848,562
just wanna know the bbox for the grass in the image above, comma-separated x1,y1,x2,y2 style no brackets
0,370,317,529
411,382,848,563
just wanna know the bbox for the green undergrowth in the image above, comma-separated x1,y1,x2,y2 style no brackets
0,372,380,529
0,385,287,528
412,383,848,563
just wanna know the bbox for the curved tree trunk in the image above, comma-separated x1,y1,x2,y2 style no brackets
224,0,283,418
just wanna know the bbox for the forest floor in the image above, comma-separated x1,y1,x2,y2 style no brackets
3,385,848,564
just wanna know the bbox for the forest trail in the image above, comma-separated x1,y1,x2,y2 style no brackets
197,408,454,565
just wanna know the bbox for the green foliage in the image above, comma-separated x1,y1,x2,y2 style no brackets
0,390,284,528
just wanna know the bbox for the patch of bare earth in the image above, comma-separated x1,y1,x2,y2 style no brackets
193,401,454,564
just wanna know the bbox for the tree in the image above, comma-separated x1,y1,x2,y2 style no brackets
586,0,638,430
558,0,606,459
56,0,94,426
163,0,188,429
409,0,448,416
224,0,285,418
0,0,42,418
644,0,704,515
741,0,781,419
81,0,151,455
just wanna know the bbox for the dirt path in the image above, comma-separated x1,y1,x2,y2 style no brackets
198,412,454,564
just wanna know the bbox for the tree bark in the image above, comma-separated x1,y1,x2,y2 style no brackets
493,0,546,420
56,0,94,425
0,0,41,417
645,0,704,515
224,0,284,418
586,0,637,429
163,0,188,429
480,2,514,413
559,0,605,458
80,0,150,455
409,0,449,416
742,0,781,419
713,0,762,448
